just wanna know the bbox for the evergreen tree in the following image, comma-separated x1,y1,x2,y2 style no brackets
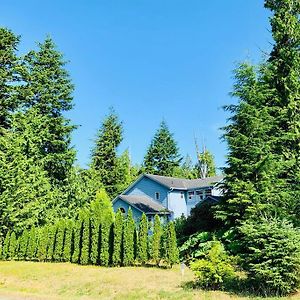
27,226,38,260
2,231,10,260
8,232,17,260
144,121,182,176
112,209,124,266
137,213,148,264
53,220,65,261
165,222,179,267
46,225,56,261
18,229,29,260
91,109,123,197
62,220,73,262
151,215,162,265
122,208,135,266
71,219,82,264
80,210,90,265
0,28,22,131
100,220,111,266
37,226,48,261
173,155,197,179
22,37,76,185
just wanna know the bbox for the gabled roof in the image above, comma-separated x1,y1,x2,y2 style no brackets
144,174,223,190
117,194,171,214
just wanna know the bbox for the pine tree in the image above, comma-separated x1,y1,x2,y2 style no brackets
165,222,179,267
122,208,135,266
53,220,65,262
112,209,124,266
22,37,76,185
151,215,162,265
62,220,73,262
2,231,10,260
0,28,22,131
100,220,111,266
144,121,182,176
137,213,148,264
91,109,123,197
80,210,90,265
8,232,17,260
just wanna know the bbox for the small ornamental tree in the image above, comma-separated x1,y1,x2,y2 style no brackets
71,219,82,264
18,230,29,260
53,220,65,261
8,232,17,259
62,220,73,262
46,225,56,261
151,215,162,265
37,226,48,261
100,220,111,266
165,222,179,267
112,209,123,266
27,226,38,260
80,210,90,265
2,231,10,260
137,213,148,264
123,208,135,266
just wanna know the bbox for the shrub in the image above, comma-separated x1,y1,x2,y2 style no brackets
123,208,135,266
150,215,162,265
2,231,10,260
112,209,123,266
190,241,236,290
62,220,73,262
164,222,179,267
239,217,300,296
8,232,17,259
53,220,65,261
137,213,148,264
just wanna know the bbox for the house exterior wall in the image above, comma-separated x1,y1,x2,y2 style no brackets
113,198,143,223
126,176,169,207
168,190,187,219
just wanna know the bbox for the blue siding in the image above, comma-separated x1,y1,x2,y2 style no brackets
113,198,143,223
168,190,187,219
126,176,169,207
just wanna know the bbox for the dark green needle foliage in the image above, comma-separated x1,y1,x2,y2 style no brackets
112,209,124,266
137,213,148,264
144,121,182,176
165,222,179,267
150,215,162,265
123,208,135,266
80,209,90,265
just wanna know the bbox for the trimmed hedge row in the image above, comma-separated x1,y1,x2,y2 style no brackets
0,209,179,267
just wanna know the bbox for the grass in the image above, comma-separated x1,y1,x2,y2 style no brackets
0,261,299,300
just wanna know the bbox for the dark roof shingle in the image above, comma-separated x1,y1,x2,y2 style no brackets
118,194,171,214
145,174,223,190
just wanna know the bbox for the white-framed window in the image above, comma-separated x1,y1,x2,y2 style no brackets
155,192,160,200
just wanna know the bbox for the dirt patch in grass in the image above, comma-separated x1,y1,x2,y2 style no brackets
0,261,298,300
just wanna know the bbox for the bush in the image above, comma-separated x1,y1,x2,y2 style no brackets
190,241,236,290
239,217,300,296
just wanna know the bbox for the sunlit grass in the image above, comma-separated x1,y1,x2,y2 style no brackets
0,261,298,300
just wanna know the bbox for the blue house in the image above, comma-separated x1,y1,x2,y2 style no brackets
113,174,223,223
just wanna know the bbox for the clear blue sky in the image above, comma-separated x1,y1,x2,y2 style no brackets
1,1,272,171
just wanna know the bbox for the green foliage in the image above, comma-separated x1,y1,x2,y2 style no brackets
112,209,123,266
144,121,182,176
190,241,236,290
123,208,135,266
79,210,90,265
27,227,38,260
8,232,17,260
53,220,65,262
91,109,123,197
18,230,29,260
150,215,162,264
173,155,197,179
46,225,56,261
164,222,179,266
2,231,10,260
195,148,216,178
137,213,148,264
239,217,300,296
62,220,73,262
71,219,82,264
100,221,111,266
37,226,48,261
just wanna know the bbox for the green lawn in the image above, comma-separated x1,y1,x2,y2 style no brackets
0,261,298,300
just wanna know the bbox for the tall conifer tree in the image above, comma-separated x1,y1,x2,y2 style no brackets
144,121,182,176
